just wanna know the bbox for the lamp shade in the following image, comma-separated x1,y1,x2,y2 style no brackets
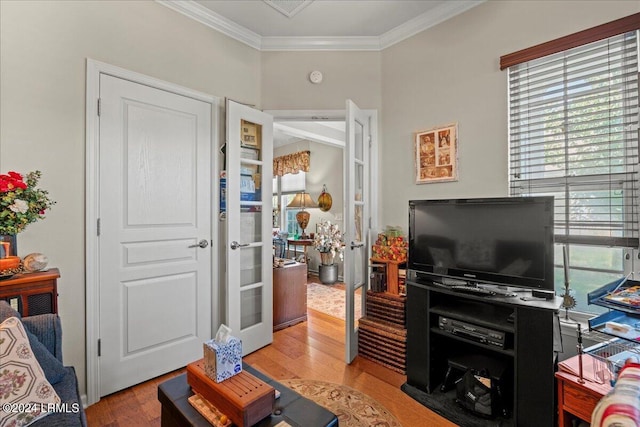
286,192,318,209
287,191,317,239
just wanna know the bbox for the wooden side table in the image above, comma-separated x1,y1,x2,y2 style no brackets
273,262,307,330
556,361,611,427
0,268,60,316
370,258,405,295
286,238,313,260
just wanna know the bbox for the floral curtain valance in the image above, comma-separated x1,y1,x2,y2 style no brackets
273,150,310,176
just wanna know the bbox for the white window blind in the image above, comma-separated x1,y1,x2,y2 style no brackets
509,31,640,248
272,171,306,194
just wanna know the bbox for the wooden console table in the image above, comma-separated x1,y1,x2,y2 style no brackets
0,268,60,317
556,360,611,427
286,238,313,260
273,262,307,330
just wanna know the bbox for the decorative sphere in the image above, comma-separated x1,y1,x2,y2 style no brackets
23,253,48,272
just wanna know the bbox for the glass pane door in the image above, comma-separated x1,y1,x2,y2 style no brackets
226,101,273,355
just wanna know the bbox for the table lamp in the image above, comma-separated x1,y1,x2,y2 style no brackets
287,191,318,239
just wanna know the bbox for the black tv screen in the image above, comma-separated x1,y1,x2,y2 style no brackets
408,196,554,290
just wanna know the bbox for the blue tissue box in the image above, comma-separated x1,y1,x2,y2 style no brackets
203,337,242,383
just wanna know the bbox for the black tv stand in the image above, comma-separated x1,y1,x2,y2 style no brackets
404,271,562,427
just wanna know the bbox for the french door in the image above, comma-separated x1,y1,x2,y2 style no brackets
344,100,375,363
225,100,274,355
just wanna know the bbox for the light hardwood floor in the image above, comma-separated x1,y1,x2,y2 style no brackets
85,308,454,427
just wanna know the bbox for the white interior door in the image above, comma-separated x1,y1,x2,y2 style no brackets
344,100,373,363
225,100,274,355
98,74,212,396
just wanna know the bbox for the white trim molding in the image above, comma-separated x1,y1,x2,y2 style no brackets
157,0,262,50
261,36,382,52
156,0,485,51
379,0,484,49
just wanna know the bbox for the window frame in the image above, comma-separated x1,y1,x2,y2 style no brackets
272,171,307,236
503,15,640,314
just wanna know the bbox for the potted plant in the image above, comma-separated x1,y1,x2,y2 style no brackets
313,220,344,284
0,171,55,258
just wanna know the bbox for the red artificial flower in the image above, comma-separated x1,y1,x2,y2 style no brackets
0,171,27,193
0,180,12,192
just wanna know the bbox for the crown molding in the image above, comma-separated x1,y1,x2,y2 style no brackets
261,36,382,51
156,0,262,50
380,0,485,49
156,0,485,52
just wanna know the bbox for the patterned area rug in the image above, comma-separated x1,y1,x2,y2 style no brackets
280,379,402,427
307,282,362,320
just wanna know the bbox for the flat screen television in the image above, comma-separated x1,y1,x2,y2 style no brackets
408,196,554,291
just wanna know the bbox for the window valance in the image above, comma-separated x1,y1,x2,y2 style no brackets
273,151,310,176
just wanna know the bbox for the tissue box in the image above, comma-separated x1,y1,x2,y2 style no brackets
203,337,243,383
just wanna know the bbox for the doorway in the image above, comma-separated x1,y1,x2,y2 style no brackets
85,60,220,405
268,107,379,363
273,119,346,276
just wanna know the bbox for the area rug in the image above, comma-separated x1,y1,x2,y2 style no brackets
307,282,362,320
280,378,402,427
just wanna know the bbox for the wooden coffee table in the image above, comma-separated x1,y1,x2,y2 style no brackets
158,363,338,427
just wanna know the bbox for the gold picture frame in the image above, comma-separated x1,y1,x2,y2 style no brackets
241,120,260,148
415,123,458,184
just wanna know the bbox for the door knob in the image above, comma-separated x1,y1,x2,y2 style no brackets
189,239,209,249
230,241,250,250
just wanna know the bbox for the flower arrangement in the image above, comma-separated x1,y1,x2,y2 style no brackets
0,171,55,235
313,220,344,265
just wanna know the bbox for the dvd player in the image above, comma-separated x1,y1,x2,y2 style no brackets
438,316,506,348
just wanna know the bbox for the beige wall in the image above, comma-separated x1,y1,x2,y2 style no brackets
0,0,260,399
380,0,640,232
304,142,344,272
261,51,382,110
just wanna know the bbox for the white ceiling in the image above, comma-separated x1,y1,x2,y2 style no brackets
274,121,346,148
157,0,483,145
158,0,484,51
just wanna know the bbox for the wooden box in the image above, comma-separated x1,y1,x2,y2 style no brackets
358,316,407,374
365,290,406,328
359,290,407,373
186,359,274,427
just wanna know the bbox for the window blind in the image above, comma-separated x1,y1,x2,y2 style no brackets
509,31,640,248
272,171,306,195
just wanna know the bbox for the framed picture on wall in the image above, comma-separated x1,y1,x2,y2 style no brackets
414,123,458,184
